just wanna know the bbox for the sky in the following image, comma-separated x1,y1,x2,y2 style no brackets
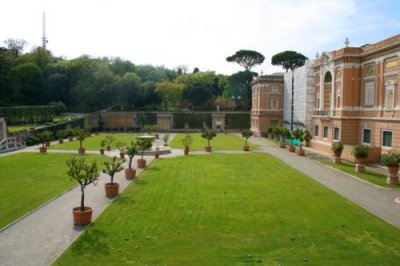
1,0,399,75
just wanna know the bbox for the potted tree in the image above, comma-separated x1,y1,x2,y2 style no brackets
104,135,115,151
303,130,311,147
66,157,99,225
351,144,369,173
288,131,296,152
293,129,305,156
331,141,344,164
56,129,67,144
73,127,90,154
241,129,253,151
37,130,52,153
163,133,170,146
136,138,153,168
99,139,106,155
201,129,217,152
125,142,137,179
381,151,400,185
182,134,193,155
267,127,274,139
115,141,126,159
279,127,289,148
272,127,280,141
103,156,125,197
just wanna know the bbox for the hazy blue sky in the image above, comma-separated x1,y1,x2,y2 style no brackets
1,0,399,74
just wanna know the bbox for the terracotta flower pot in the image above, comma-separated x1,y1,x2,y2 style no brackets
205,146,212,152
105,183,119,197
243,146,250,151
125,169,136,180
119,152,125,159
100,148,105,155
79,148,86,154
333,150,342,158
137,159,146,169
297,149,305,156
39,147,47,153
289,146,295,152
59,138,64,144
72,207,93,225
304,140,310,147
69,137,74,142
184,148,189,155
388,166,399,176
45,141,51,147
154,152,160,158
279,142,286,148
107,145,111,151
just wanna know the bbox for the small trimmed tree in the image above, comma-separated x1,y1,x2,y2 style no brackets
182,134,193,155
201,129,217,152
103,156,125,185
241,129,253,151
351,144,369,173
73,127,90,154
37,130,52,153
66,158,99,212
293,129,305,156
125,141,138,179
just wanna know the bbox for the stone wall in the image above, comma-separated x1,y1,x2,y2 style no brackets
0,117,6,140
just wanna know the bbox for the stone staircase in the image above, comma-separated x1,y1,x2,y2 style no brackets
0,137,25,153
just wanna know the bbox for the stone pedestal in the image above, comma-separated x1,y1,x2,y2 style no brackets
212,113,225,131
0,118,6,140
386,175,399,185
355,164,365,173
157,113,173,130
333,157,341,164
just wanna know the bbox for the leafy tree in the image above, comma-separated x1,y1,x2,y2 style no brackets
155,81,184,110
182,84,213,109
193,67,200,73
3,38,27,58
142,81,161,109
45,73,71,104
226,50,265,71
13,62,43,104
226,71,257,110
271,50,308,72
0,47,14,105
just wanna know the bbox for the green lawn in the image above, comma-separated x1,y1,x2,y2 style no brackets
324,161,399,189
55,154,400,265
0,153,109,229
169,133,258,151
48,133,138,151
7,125,37,133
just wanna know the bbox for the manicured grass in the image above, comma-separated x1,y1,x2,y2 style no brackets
48,133,137,151
169,133,258,151
324,160,399,189
55,154,400,265
0,153,109,229
7,125,37,133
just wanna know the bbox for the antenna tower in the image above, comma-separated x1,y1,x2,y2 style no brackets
42,12,48,49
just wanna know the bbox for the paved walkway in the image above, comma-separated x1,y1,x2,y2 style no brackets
0,134,400,265
248,137,400,229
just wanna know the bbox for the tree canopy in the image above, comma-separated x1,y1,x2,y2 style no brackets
271,50,308,72
226,50,265,71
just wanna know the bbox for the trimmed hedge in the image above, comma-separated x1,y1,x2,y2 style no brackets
173,112,212,129
225,113,250,130
0,106,55,125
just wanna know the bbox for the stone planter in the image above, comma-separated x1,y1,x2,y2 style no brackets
119,152,125,159
137,159,146,169
39,147,47,153
105,183,119,197
304,140,310,147
388,166,399,176
243,146,250,152
72,207,93,225
79,148,86,154
333,150,342,158
297,149,305,156
125,169,136,180
333,157,342,164
387,175,399,185
205,146,212,152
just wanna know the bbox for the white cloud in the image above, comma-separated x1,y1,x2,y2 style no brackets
0,0,396,75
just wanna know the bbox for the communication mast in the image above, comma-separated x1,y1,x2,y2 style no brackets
42,12,48,49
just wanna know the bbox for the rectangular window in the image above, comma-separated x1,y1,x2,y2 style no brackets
384,80,395,109
323,126,328,138
333,127,339,140
364,81,375,106
314,125,319,137
382,131,392,147
363,129,371,144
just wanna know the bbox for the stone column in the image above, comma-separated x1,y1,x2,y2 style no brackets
212,113,225,131
157,113,173,130
0,117,6,140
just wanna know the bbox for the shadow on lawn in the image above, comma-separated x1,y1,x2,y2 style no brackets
71,228,111,255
